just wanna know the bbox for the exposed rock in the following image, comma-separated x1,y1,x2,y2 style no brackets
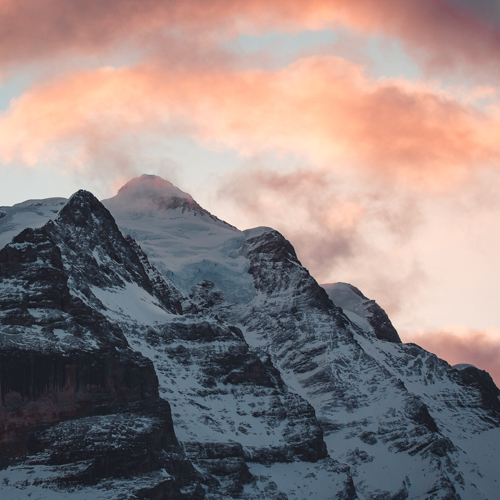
455,364,500,414
0,347,157,458
23,399,200,486
0,191,205,498
128,315,330,494
219,227,499,499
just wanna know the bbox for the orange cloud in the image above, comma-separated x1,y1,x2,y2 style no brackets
0,0,332,67
1,0,499,79
407,327,500,386
1,57,499,187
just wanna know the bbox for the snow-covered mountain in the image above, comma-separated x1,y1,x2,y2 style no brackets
0,174,498,500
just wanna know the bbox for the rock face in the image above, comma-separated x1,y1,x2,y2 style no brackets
224,228,500,499
0,193,152,457
0,175,499,500
19,399,202,497
0,347,157,457
454,364,500,415
0,191,204,498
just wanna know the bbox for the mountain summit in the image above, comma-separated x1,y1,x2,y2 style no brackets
103,175,247,303
117,174,192,200
0,175,499,500
104,174,225,223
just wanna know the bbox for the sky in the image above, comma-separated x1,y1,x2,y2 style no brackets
1,0,500,384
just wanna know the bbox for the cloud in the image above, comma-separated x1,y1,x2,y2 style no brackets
221,168,364,264
407,326,500,386
0,1,338,67
1,0,500,81
216,167,427,316
331,0,500,79
1,56,499,189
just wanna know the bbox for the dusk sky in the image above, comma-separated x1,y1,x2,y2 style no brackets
1,0,500,383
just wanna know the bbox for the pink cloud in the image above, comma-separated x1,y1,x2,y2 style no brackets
0,1,330,66
1,57,499,188
407,327,500,387
1,0,499,80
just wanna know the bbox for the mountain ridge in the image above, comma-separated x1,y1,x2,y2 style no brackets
0,175,498,499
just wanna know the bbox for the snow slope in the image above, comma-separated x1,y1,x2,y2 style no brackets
0,198,67,250
103,175,255,305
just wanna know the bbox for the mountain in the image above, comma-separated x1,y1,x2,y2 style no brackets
0,174,498,500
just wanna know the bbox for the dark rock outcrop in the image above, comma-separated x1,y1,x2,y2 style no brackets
456,364,500,414
0,347,157,458
21,399,203,497
0,191,205,497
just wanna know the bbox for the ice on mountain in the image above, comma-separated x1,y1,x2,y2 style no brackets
0,197,67,250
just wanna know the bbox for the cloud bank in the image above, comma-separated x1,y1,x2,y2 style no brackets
1,0,500,80
1,57,499,188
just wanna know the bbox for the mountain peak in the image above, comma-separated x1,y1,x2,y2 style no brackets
116,174,191,201
103,174,230,227
55,189,117,230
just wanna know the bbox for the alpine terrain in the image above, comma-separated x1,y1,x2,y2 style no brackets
0,174,498,500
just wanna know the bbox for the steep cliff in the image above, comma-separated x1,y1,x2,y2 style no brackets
0,191,204,498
